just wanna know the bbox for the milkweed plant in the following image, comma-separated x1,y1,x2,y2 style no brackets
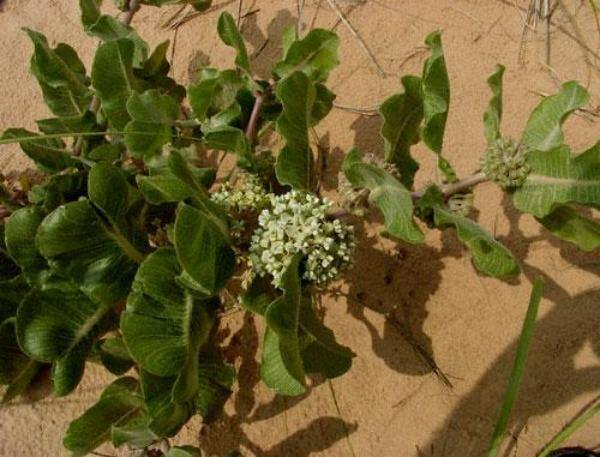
0,0,598,455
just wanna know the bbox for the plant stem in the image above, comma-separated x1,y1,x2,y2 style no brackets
245,92,264,143
411,171,488,200
73,0,143,155
537,396,600,457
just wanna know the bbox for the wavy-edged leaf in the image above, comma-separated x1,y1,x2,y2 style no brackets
5,207,49,282
275,71,315,191
483,64,505,144
28,170,88,213
261,255,305,396
137,160,215,205
188,69,246,125
273,29,339,82
521,81,589,151
204,125,255,171
17,287,113,395
379,75,423,188
24,28,92,117
421,31,455,182
0,276,29,323
537,205,600,251
121,248,215,402
342,148,424,244
174,203,234,295
1,129,75,173
513,143,600,218
124,89,179,159
0,318,44,403
63,377,144,456
418,186,519,277
37,163,145,305
195,344,235,421
91,38,142,130
93,336,134,376
217,12,251,74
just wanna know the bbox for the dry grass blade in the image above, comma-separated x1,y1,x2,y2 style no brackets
325,0,386,76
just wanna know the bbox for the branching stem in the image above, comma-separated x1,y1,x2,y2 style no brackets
245,92,264,143
410,171,488,199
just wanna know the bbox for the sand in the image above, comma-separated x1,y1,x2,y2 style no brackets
1,0,600,456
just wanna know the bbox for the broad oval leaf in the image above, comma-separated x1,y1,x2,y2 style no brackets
17,287,113,395
63,377,144,456
275,71,316,191
204,125,255,171
261,255,305,396
121,248,215,402
217,12,251,74
91,38,142,130
124,89,179,160
342,148,424,244
273,29,339,82
513,143,600,218
379,75,423,188
174,203,234,295
1,129,75,173
521,81,589,151
537,205,600,251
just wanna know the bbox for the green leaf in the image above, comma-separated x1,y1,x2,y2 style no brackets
195,345,235,421
261,255,305,396
110,414,157,449
37,164,145,305
273,29,339,82
63,377,144,456
521,81,589,151
0,276,29,323
188,69,245,124
24,28,92,117
204,126,255,171
217,12,251,74
487,279,543,457
421,31,455,183
0,318,44,403
144,40,171,77
299,295,354,378
79,0,101,28
17,287,113,395
379,75,423,188
121,248,214,402
167,446,202,457
96,336,134,375
28,170,88,213
124,89,179,160
36,112,99,135
5,207,51,283
174,203,234,295
82,11,148,68
91,38,142,130
342,148,424,244
275,71,316,191
1,129,75,173
137,160,215,205
483,64,505,144
312,83,336,124
513,143,600,218
418,186,519,277
537,205,600,251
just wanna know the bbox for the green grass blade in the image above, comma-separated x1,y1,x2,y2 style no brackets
487,278,544,457
537,396,600,457
0,131,203,146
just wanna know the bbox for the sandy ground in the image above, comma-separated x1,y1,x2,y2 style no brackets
1,0,600,456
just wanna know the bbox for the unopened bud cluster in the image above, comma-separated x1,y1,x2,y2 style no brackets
249,191,355,287
481,137,531,189
211,173,270,213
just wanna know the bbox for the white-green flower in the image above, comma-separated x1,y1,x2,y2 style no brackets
249,191,355,287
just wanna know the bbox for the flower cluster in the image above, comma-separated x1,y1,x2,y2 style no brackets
211,173,270,213
249,191,355,287
481,137,531,189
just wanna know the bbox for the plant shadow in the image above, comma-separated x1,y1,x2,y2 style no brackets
422,194,600,456
199,313,357,456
